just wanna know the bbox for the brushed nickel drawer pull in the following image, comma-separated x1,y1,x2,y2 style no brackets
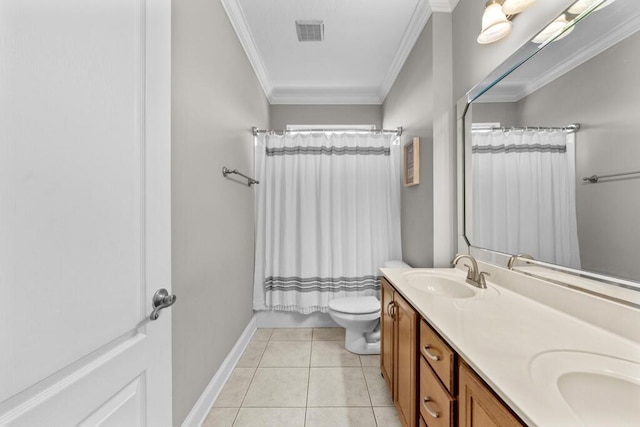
423,345,440,361
423,396,440,418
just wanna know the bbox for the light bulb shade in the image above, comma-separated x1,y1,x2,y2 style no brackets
477,3,512,44
502,0,536,15
532,14,574,44
567,0,614,15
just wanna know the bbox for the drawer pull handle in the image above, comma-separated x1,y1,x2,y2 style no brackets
423,396,440,418
423,345,440,361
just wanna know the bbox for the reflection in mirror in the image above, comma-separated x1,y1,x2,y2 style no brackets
463,0,640,291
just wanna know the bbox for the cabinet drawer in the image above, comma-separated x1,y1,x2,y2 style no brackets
420,358,454,427
420,321,455,393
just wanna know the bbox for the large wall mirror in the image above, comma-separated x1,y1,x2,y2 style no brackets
460,0,640,302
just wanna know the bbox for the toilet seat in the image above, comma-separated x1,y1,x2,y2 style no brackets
328,296,379,314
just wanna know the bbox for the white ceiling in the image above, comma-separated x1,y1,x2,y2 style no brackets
221,0,459,105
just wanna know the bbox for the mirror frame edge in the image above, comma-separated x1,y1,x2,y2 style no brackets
456,1,640,303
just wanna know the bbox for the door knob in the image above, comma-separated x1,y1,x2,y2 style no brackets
150,288,177,320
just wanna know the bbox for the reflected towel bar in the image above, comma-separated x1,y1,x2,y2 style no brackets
582,170,640,183
222,167,259,187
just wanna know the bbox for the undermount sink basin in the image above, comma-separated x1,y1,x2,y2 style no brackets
403,271,476,298
529,351,640,426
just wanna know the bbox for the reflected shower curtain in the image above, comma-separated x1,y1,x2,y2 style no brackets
471,129,581,268
253,131,402,314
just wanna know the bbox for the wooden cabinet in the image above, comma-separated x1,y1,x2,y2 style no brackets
381,278,395,392
458,362,524,427
381,277,418,427
419,321,456,427
395,292,418,427
420,321,456,393
382,276,525,427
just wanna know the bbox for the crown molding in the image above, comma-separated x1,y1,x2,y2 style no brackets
377,0,433,103
220,0,274,100
270,85,383,105
429,0,459,13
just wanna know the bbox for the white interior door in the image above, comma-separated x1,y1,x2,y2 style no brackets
0,0,172,425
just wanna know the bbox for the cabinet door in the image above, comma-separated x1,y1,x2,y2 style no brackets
381,278,395,394
395,292,418,427
458,363,524,427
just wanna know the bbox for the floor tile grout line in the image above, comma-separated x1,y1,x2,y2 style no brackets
304,334,315,427
236,330,269,411
361,365,376,411
361,364,381,427
210,328,398,426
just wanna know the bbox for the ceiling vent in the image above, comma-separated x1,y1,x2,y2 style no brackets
296,20,324,42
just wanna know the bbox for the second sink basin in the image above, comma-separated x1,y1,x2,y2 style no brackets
403,271,476,298
529,351,640,426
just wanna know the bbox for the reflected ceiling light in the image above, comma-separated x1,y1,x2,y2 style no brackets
502,0,536,16
532,14,574,44
477,1,512,44
477,0,536,45
567,0,614,15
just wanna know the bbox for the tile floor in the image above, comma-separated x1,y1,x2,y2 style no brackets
203,328,402,427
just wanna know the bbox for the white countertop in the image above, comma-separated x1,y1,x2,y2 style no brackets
380,267,640,427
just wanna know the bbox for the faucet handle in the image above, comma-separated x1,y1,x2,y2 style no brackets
462,264,475,280
478,271,490,287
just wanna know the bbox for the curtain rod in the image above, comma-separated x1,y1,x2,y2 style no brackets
473,123,580,133
252,127,403,136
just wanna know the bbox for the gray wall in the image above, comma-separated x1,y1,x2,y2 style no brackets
382,19,435,267
382,12,455,268
514,32,640,280
172,0,269,424
471,102,518,126
269,104,382,129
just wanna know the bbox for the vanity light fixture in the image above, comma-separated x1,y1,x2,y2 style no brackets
477,0,536,45
567,0,614,15
532,0,613,45
531,14,574,44
501,0,536,15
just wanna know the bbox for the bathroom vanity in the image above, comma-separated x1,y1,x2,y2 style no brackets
380,270,521,427
379,265,640,427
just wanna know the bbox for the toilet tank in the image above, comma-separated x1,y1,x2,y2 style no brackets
383,260,411,268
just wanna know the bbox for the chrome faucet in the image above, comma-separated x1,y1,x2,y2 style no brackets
451,254,489,289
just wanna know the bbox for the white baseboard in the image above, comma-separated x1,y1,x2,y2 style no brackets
255,310,339,328
181,315,257,427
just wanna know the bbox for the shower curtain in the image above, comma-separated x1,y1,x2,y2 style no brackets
471,129,581,268
253,131,402,314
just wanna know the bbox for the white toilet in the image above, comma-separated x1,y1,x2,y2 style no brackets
328,260,410,355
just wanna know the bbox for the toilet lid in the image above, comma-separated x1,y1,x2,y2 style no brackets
329,296,380,314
